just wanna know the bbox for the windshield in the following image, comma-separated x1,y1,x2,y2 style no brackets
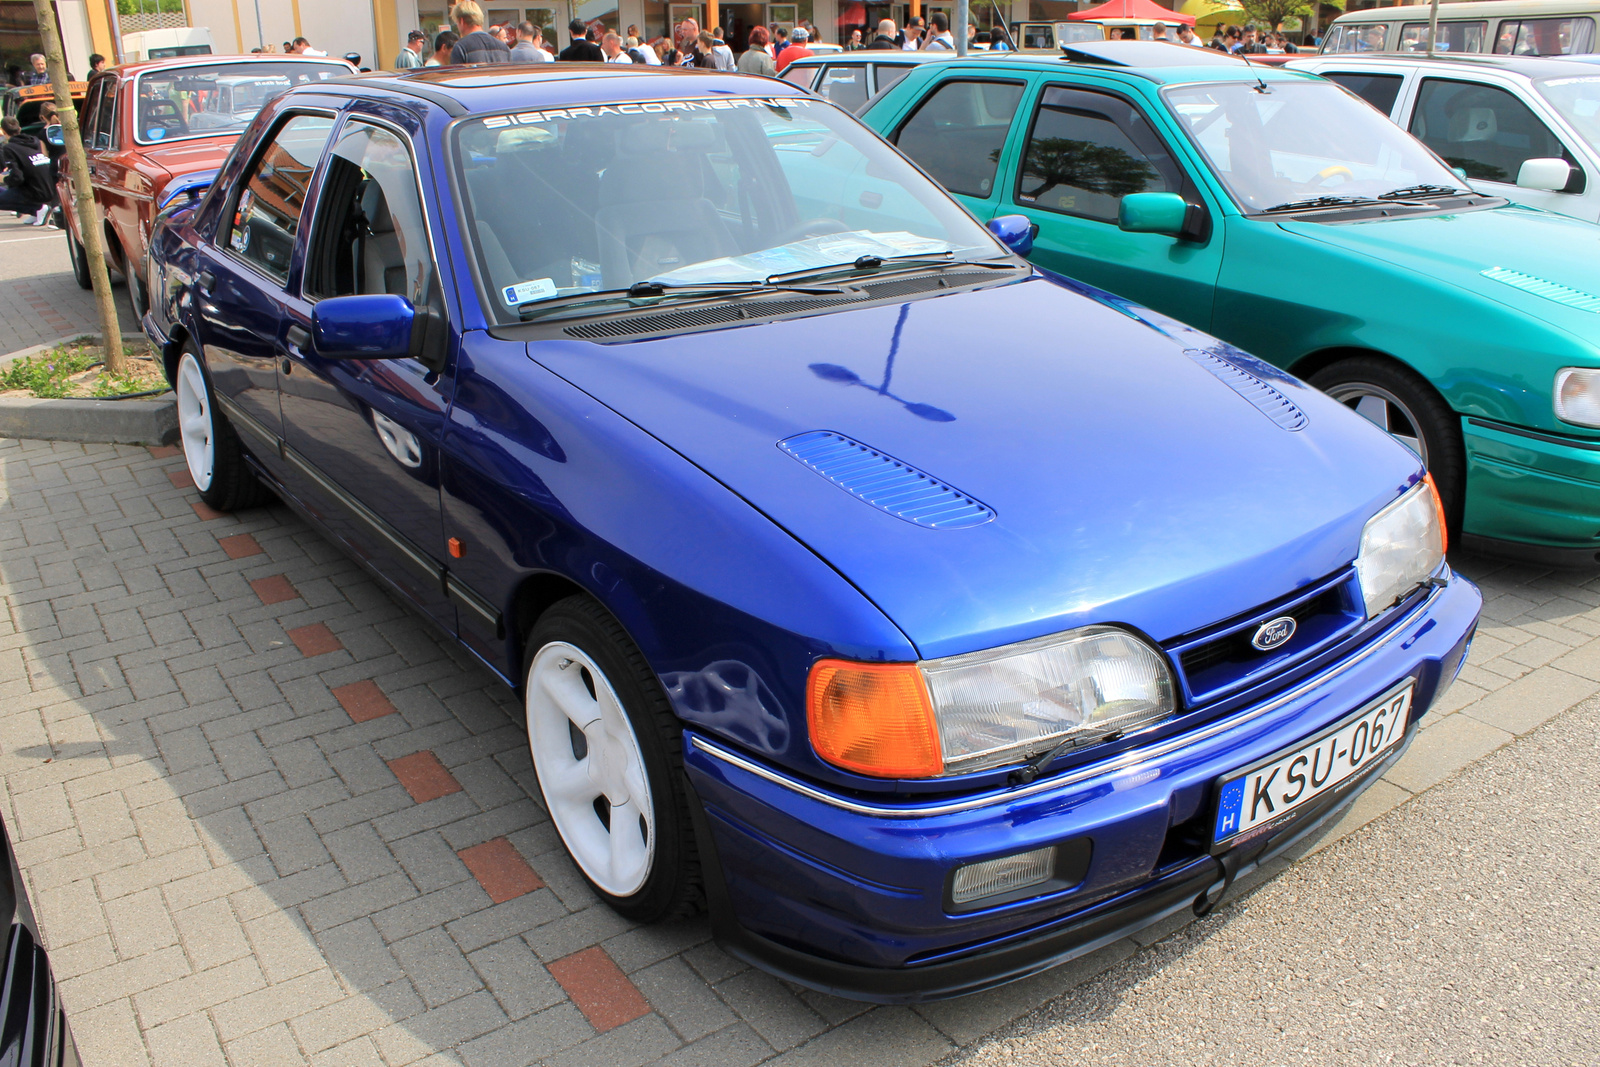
452,94,1004,321
133,60,349,145
1538,73,1600,145
1164,80,1469,212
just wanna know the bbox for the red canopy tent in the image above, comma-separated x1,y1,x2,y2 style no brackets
1067,0,1196,25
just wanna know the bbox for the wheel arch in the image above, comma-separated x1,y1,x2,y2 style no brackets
160,319,191,387
509,571,592,689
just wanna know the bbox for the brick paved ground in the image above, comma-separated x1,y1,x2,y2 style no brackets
0,216,137,356
2,435,1597,1067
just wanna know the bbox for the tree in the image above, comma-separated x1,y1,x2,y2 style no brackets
1240,0,1313,31
32,0,124,372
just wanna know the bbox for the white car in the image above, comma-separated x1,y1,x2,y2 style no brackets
1296,52,1600,222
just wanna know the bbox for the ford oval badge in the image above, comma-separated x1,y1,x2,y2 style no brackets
1251,616,1297,651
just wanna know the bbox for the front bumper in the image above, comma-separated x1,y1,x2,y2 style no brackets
1462,416,1600,563
684,573,1481,1002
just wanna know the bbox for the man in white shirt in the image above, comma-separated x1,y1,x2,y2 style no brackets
395,30,427,68
290,37,327,56
924,12,954,50
710,27,736,70
1177,25,1203,46
626,35,661,63
902,16,924,49
601,31,634,62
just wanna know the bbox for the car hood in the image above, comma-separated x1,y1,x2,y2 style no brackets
1280,203,1600,344
527,275,1420,659
139,138,239,185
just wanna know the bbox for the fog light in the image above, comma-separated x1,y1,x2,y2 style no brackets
950,847,1055,905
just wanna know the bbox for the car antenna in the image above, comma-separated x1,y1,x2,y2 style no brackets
1238,47,1270,94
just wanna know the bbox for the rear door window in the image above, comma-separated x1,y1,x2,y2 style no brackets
224,113,337,283
783,64,817,89
1399,21,1486,53
1410,77,1574,185
1494,17,1595,55
893,78,1025,198
92,77,117,149
818,65,869,111
1322,72,1406,116
873,63,911,95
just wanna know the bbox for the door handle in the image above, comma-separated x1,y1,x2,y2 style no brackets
196,269,215,293
286,324,311,350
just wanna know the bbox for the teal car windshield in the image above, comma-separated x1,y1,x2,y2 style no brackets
452,96,1001,320
1537,74,1600,144
1163,80,1469,212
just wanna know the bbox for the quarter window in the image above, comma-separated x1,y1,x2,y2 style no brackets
1493,17,1594,55
1015,87,1183,223
1410,78,1572,185
893,79,1025,198
225,114,336,283
305,121,433,305
1322,72,1405,116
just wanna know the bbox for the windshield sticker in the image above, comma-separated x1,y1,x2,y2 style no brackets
651,231,949,285
480,97,811,128
502,278,558,306
1544,76,1600,86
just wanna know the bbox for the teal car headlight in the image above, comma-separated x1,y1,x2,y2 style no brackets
1554,367,1600,428
923,626,1175,775
1356,479,1447,619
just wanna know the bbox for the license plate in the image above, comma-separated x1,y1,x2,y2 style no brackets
1212,680,1413,847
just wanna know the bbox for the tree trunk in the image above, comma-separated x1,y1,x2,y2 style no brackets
32,0,125,374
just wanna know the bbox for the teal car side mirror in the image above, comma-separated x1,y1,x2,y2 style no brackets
987,214,1034,257
1118,192,1190,237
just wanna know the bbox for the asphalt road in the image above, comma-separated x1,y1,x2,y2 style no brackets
949,692,1600,1067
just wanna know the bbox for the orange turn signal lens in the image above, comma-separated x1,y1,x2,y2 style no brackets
807,660,942,778
1423,472,1448,554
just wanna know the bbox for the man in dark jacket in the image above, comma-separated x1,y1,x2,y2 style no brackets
0,118,52,224
559,18,604,60
450,1,512,64
867,19,898,48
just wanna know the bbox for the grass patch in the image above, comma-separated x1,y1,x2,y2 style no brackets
0,340,166,399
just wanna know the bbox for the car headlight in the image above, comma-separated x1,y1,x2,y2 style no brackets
808,626,1175,779
1554,367,1600,428
1355,476,1447,619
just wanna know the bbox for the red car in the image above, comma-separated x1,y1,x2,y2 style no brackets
59,54,352,319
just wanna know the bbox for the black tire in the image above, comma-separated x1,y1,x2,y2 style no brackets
1310,356,1465,534
523,595,702,923
66,229,90,290
174,343,272,512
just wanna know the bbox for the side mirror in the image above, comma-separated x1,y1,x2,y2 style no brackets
312,294,417,360
1517,157,1571,192
1118,192,1189,237
987,214,1034,257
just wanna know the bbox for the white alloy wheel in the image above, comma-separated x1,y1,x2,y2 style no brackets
527,640,655,897
1324,381,1429,466
176,352,215,491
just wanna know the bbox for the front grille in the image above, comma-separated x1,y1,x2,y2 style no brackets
1166,570,1364,707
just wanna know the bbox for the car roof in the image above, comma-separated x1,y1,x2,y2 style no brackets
1296,51,1595,80
918,40,1312,85
105,54,355,78
1329,0,1590,22
784,52,952,68
331,65,815,116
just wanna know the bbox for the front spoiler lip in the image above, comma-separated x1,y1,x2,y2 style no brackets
700,724,1415,1004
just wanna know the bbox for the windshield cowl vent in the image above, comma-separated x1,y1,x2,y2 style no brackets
1185,349,1308,431
1481,266,1600,313
778,431,994,530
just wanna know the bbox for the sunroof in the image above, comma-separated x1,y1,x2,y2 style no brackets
1061,40,1254,67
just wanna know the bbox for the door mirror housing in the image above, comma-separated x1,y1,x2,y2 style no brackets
1517,157,1571,192
1118,192,1189,237
987,214,1034,257
312,294,417,360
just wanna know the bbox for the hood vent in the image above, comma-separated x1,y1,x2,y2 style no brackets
1186,349,1308,431
1482,266,1600,313
778,431,994,530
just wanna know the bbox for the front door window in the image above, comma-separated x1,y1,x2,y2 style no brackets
1014,86,1184,223
1410,78,1574,186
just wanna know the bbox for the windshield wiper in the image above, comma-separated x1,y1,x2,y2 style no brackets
765,251,1019,286
516,280,850,322
1378,184,1470,200
1261,195,1388,213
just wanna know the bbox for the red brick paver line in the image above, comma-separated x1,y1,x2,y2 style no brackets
147,444,180,458
457,837,544,904
167,468,194,488
286,622,342,657
548,946,651,1033
218,532,263,559
332,679,396,723
191,500,226,521
388,751,463,804
249,574,300,605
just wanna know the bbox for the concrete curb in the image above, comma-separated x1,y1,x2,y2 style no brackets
0,332,175,446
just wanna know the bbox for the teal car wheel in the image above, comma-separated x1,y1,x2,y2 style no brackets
1312,357,1466,533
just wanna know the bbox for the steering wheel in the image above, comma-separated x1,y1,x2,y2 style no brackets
1316,165,1354,187
772,217,853,246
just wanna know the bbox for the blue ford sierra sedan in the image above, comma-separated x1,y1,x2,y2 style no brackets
143,64,1479,1001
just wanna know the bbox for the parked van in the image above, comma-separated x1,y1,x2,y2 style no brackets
1320,0,1599,56
1010,19,1167,51
121,27,215,63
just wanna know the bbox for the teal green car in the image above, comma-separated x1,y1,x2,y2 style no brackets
858,39,1600,564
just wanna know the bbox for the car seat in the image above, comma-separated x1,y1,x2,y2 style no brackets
139,97,187,138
